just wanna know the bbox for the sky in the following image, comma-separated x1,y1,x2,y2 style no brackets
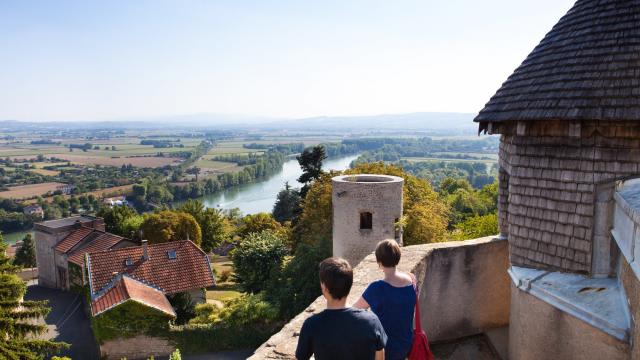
0,0,576,122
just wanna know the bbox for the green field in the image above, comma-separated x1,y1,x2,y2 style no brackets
194,158,245,174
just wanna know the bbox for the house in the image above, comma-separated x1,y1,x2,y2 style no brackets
23,204,44,218
86,239,215,307
56,184,76,195
102,196,128,207
34,216,137,290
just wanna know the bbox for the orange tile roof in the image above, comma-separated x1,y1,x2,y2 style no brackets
67,233,131,267
54,227,93,253
91,274,175,317
87,240,215,295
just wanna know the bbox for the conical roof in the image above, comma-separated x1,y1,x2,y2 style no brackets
475,0,640,124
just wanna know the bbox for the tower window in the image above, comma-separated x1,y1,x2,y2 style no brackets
360,212,373,230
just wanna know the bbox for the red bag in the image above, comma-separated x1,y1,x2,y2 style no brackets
408,274,435,360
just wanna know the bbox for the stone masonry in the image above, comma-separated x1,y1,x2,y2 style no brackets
332,174,403,266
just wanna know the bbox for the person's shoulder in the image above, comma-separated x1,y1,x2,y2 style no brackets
366,279,386,290
348,308,381,323
302,311,323,329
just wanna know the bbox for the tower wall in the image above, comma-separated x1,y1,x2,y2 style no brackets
332,174,403,266
496,121,640,275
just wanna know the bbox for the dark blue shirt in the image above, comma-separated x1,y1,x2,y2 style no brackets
363,280,416,360
296,307,387,360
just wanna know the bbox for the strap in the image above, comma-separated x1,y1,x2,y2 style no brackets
409,273,422,332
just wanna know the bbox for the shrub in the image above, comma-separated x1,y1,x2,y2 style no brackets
231,231,288,293
173,294,282,353
219,270,231,282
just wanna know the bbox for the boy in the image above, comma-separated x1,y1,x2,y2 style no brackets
296,257,387,360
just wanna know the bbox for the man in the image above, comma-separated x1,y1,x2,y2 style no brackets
296,257,387,360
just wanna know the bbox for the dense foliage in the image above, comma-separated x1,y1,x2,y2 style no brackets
272,182,301,223
231,231,288,293
12,233,36,268
140,210,202,245
0,239,68,359
91,300,174,343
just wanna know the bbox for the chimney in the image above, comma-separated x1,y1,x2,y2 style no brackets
74,219,82,229
142,240,149,261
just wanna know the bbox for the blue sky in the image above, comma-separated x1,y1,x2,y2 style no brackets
0,0,575,121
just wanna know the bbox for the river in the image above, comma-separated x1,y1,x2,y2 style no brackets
193,154,359,214
1,154,358,244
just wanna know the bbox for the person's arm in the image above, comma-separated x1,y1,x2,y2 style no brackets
295,320,313,360
375,349,385,360
352,296,370,309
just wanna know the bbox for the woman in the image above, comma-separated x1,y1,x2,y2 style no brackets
354,239,416,360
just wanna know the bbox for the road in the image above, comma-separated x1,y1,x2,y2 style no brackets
24,284,100,359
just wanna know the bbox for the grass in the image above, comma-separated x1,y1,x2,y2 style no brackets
29,168,59,176
206,255,243,304
206,290,243,303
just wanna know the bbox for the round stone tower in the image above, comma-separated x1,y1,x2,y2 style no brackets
332,174,404,266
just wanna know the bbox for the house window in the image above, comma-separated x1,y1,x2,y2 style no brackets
124,258,133,266
167,250,177,260
360,212,373,230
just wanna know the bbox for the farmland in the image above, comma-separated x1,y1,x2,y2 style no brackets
47,154,181,168
0,182,66,199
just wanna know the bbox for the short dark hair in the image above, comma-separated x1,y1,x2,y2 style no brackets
375,239,401,267
319,257,353,300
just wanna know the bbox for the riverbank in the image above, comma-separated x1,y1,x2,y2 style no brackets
185,154,358,214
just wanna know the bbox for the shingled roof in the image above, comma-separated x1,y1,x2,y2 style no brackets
67,232,130,267
87,240,215,296
475,0,640,125
91,274,175,317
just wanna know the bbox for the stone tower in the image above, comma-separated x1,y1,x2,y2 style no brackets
332,174,403,266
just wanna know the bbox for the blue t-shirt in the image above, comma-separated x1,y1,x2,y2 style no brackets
363,280,416,360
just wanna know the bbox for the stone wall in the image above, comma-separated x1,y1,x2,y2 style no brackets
496,121,640,275
249,236,509,359
509,282,629,360
34,229,67,288
332,174,403,266
100,335,175,360
620,259,640,360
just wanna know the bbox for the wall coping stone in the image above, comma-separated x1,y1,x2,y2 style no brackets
508,266,630,342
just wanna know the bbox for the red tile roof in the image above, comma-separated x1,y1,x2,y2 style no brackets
54,227,93,253
91,275,175,317
67,233,131,267
87,240,215,295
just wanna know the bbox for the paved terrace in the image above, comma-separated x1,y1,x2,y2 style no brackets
250,236,510,359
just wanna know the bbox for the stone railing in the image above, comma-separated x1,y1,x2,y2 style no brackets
249,236,509,359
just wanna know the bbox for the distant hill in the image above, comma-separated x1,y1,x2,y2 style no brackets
261,112,477,131
0,112,478,132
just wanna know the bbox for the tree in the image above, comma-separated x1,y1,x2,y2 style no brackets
272,182,301,223
140,210,202,246
13,233,36,268
97,205,139,236
231,231,288,293
178,200,231,252
0,238,68,359
237,213,283,239
297,146,326,197
199,209,232,252
345,162,449,245
451,213,499,240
